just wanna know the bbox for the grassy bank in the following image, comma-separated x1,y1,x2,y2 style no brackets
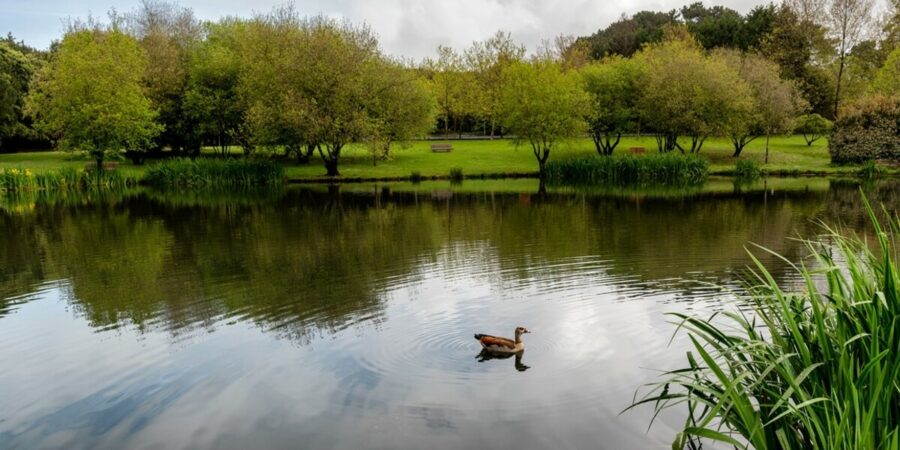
0,136,892,185
633,198,900,449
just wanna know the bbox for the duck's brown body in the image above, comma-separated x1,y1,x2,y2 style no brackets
474,327,529,354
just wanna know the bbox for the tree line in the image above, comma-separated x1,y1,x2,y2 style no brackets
0,0,898,177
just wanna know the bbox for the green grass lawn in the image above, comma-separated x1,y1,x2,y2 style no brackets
0,136,876,182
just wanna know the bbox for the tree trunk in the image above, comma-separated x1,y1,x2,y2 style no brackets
536,178,547,196
834,51,846,118
534,145,550,179
607,133,621,156
732,137,744,157
325,158,340,177
591,131,603,155
765,133,770,164
95,157,103,172
297,144,315,164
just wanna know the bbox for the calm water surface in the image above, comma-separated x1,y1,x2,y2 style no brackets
1,178,897,450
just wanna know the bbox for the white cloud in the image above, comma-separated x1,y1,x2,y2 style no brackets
0,0,850,58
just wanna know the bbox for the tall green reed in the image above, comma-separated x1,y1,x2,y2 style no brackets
1,167,135,193
631,195,900,450
144,158,284,188
544,154,709,186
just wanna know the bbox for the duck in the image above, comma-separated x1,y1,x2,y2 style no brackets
474,326,530,354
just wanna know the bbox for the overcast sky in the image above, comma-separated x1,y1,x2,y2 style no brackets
4,0,780,59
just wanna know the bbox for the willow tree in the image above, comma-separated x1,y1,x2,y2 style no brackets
26,28,160,170
500,60,587,180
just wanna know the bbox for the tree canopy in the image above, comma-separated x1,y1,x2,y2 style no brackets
500,60,587,179
635,36,754,153
580,56,643,155
26,28,161,167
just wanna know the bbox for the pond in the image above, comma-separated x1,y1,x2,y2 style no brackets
1,177,897,449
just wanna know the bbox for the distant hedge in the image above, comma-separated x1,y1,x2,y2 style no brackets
829,96,900,164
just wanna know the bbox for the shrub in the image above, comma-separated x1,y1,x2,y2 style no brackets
409,171,423,183
829,96,900,164
449,167,464,183
633,197,900,449
144,158,283,188
734,159,762,179
544,153,709,186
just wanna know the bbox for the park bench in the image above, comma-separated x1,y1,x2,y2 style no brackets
431,143,453,153
628,147,646,155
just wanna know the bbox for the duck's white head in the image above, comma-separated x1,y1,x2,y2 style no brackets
514,326,530,340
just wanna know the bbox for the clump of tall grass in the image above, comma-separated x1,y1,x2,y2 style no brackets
449,167,464,184
544,154,709,186
632,196,900,450
1,167,135,193
858,159,885,179
734,159,763,180
144,158,283,188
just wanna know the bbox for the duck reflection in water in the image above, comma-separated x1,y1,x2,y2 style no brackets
476,349,530,372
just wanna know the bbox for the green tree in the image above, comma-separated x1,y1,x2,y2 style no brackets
827,0,876,116
464,31,525,139
26,28,161,169
794,113,834,145
872,46,900,95
183,19,246,155
762,4,835,118
681,2,746,50
636,36,754,153
580,56,643,155
586,11,678,58
500,60,587,181
365,60,437,164
126,0,201,153
422,46,475,138
242,9,418,176
716,49,805,158
0,41,37,150
239,9,316,162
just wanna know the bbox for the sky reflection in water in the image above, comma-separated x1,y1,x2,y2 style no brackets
0,178,897,449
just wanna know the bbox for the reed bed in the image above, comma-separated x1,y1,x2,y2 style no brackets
734,159,763,180
633,197,900,450
544,154,709,186
0,167,135,193
144,158,284,188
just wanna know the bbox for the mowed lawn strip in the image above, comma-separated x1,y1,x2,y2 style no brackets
0,136,876,181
